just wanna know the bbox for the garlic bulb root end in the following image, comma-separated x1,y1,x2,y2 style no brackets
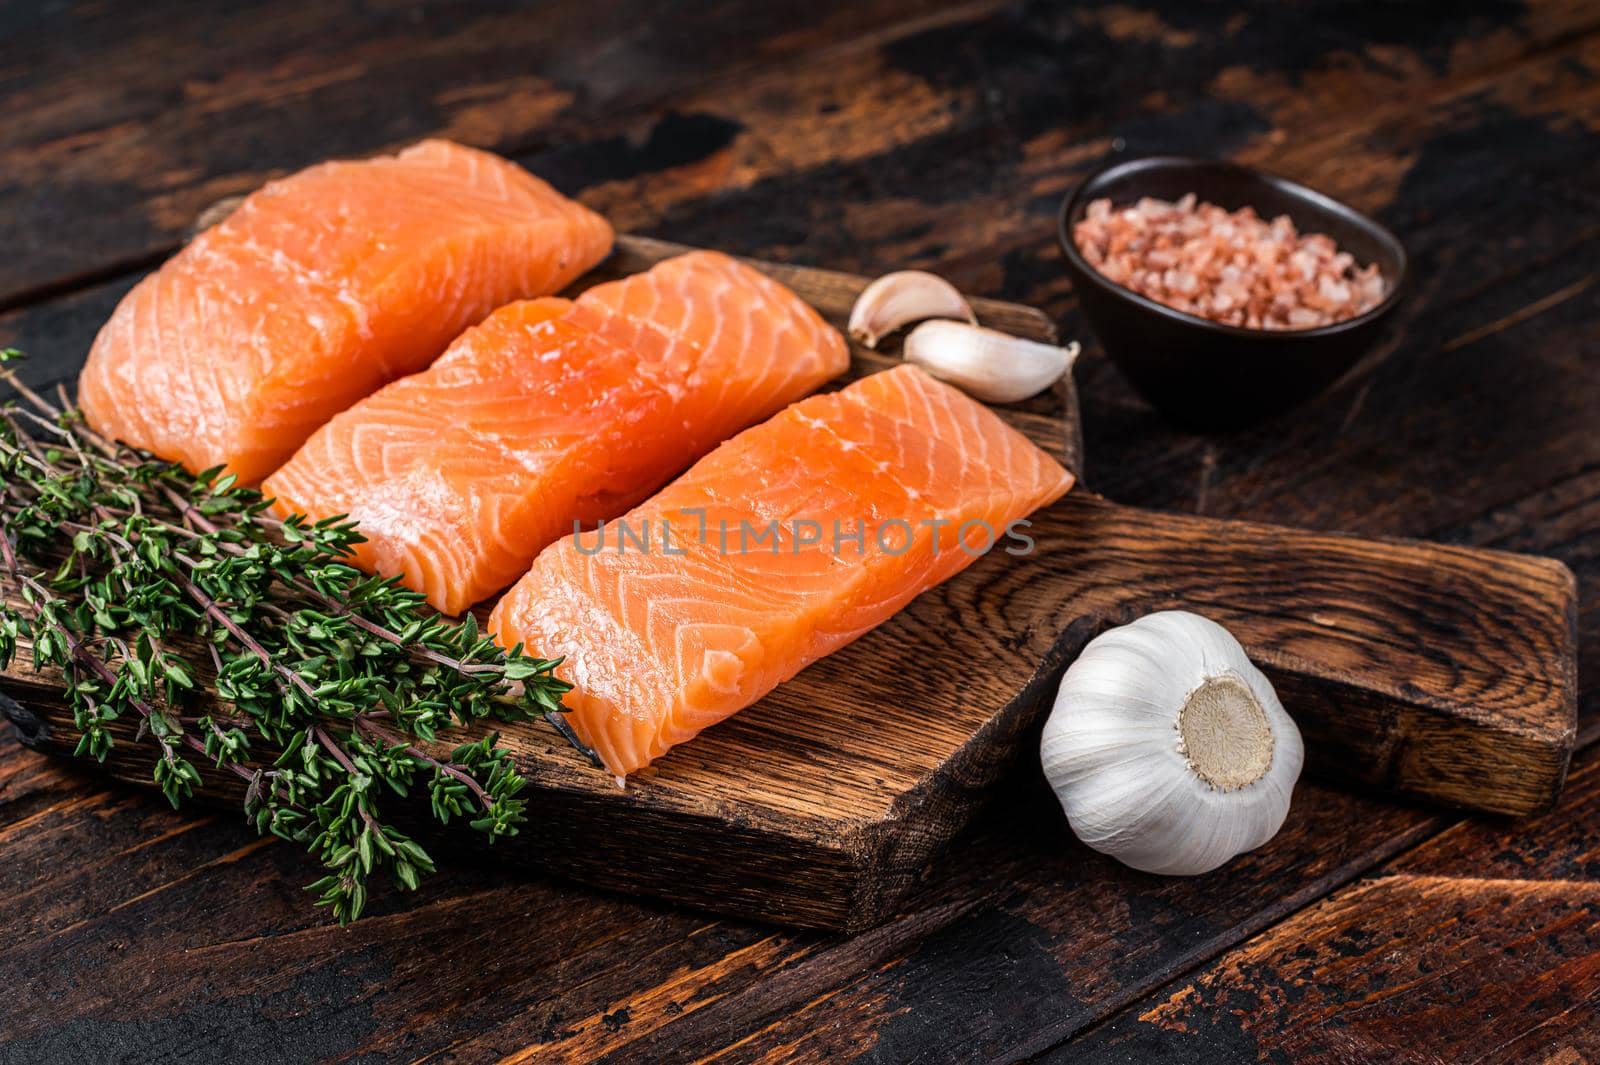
1176,674,1274,791
1039,610,1305,877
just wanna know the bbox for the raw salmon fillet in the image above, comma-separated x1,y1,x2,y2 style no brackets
488,364,1074,777
78,139,612,483
264,252,849,614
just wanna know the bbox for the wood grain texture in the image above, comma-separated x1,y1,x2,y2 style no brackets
1,2,1598,1061
0,0,1006,308
1060,748,1600,1064
2,238,1576,934
0,711,1453,1063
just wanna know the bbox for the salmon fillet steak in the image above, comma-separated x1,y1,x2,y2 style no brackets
264,252,849,614
78,139,612,482
488,364,1075,777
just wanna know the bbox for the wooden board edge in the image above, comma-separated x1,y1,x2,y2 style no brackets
0,678,876,929
1049,494,1580,818
838,613,1114,930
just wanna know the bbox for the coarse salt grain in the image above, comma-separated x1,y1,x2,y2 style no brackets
1073,194,1387,330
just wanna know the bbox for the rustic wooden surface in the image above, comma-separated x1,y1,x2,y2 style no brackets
3,230,1576,931
1,1,1597,1060
2,234,1088,934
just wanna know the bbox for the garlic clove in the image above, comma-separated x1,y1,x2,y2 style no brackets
903,320,1080,404
848,270,977,348
1039,611,1304,876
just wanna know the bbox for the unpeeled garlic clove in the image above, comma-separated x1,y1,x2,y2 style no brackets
1039,611,1304,876
848,271,976,348
902,320,1079,404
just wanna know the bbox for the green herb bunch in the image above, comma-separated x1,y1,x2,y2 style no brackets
0,349,583,923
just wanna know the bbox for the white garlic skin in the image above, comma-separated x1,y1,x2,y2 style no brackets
902,320,1079,404
847,270,977,348
1040,611,1304,876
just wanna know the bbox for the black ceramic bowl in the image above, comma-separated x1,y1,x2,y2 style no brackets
1058,156,1407,431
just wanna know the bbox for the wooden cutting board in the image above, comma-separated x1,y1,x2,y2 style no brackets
0,236,1579,932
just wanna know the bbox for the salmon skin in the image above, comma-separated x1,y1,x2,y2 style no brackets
78,139,612,483
264,252,849,615
488,364,1075,777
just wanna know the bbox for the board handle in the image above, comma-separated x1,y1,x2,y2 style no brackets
1032,493,1578,816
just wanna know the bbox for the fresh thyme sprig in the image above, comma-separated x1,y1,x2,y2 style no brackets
0,348,583,923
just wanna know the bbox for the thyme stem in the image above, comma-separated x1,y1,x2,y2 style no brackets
0,350,578,923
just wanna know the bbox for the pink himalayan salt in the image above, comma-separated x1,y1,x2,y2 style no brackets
1073,193,1387,330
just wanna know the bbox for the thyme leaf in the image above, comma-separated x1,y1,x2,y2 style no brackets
0,350,583,923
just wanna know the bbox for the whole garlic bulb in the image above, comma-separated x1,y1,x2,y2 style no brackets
1040,611,1304,876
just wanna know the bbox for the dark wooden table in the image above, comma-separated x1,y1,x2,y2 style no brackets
2,2,1597,1061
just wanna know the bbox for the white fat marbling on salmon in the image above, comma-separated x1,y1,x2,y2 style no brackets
489,365,1074,777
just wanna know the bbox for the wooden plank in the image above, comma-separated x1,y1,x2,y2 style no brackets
0,721,1442,1063
423,784,1447,1064
2,235,1577,934
0,234,1079,933
6,487,1575,912
0,0,1009,309
0,719,719,1058
683,370,1600,1063
1079,42,1600,528
558,84,1600,1037
0,5,1597,1058
5,1,1599,314
606,515,1595,1062
555,3,1600,275
1049,750,1600,1063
